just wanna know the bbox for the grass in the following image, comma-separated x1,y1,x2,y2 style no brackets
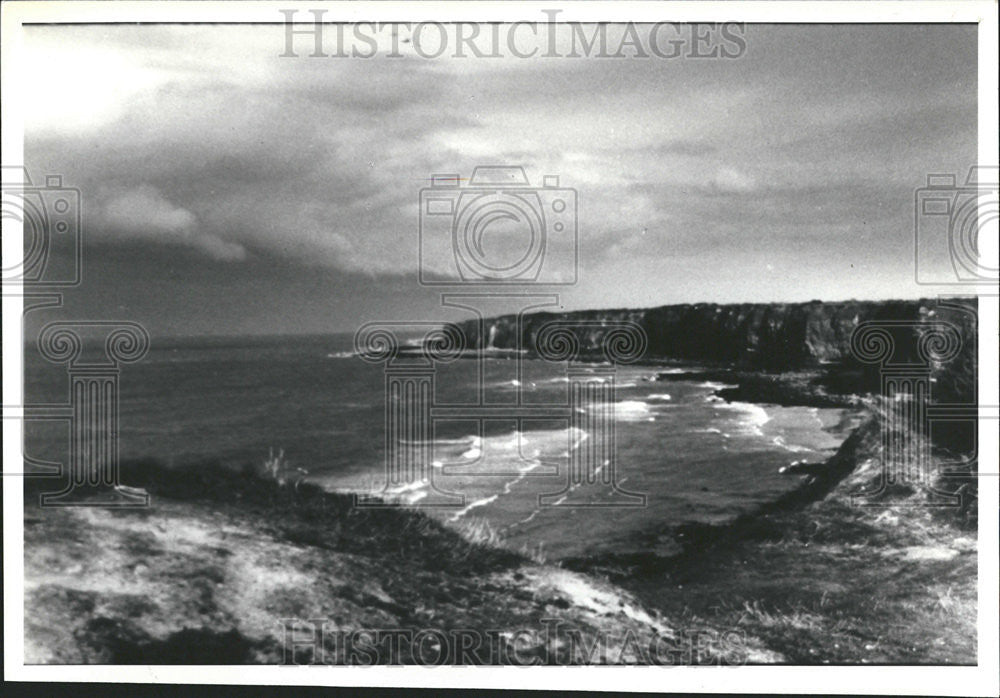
453,517,549,564
25,457,524,577
737,600,824,632
261,447,309,489
610,501,976,663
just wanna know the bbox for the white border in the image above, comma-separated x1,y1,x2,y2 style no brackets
2,2,998,694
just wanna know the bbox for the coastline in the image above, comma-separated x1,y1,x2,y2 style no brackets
21,356,977,664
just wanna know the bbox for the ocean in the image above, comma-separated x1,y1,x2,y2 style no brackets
23,333,851,561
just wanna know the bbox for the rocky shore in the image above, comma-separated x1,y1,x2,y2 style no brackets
22,298,979,664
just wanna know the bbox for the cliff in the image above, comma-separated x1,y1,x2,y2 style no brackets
453,298,977,376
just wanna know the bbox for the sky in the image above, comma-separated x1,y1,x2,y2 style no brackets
20,22,977,336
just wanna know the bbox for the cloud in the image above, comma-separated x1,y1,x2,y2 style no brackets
653,140,718,157
102,186,196,234
708,166,757,193
100,185,246,261
21,23,977,308
192,235,248,262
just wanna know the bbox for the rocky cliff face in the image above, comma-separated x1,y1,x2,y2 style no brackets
453,299,977,373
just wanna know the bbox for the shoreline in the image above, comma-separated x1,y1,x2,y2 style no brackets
21,362,977,664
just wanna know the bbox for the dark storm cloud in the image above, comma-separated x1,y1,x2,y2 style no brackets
20,22,978,331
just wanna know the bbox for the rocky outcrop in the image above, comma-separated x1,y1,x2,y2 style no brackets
453,298,977,374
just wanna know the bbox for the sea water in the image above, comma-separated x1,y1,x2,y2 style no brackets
23,333,849,561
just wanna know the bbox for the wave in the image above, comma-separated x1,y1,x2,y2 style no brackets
444,427,589,523
617,400,655,421
448,494,500,522
481,378,531,390
487,375,640,391
615,400,652,415
582,399,657,422
464,347,528,357
488,376,611,390
712,401,771,436
503,459,544,493
772,435,813,454
399,435,480,447
694,426,730,438
542,375,610,384
699,380,738,390
646,393,672,401
370,478,431,505
401,428,587,466
507,458,613,530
